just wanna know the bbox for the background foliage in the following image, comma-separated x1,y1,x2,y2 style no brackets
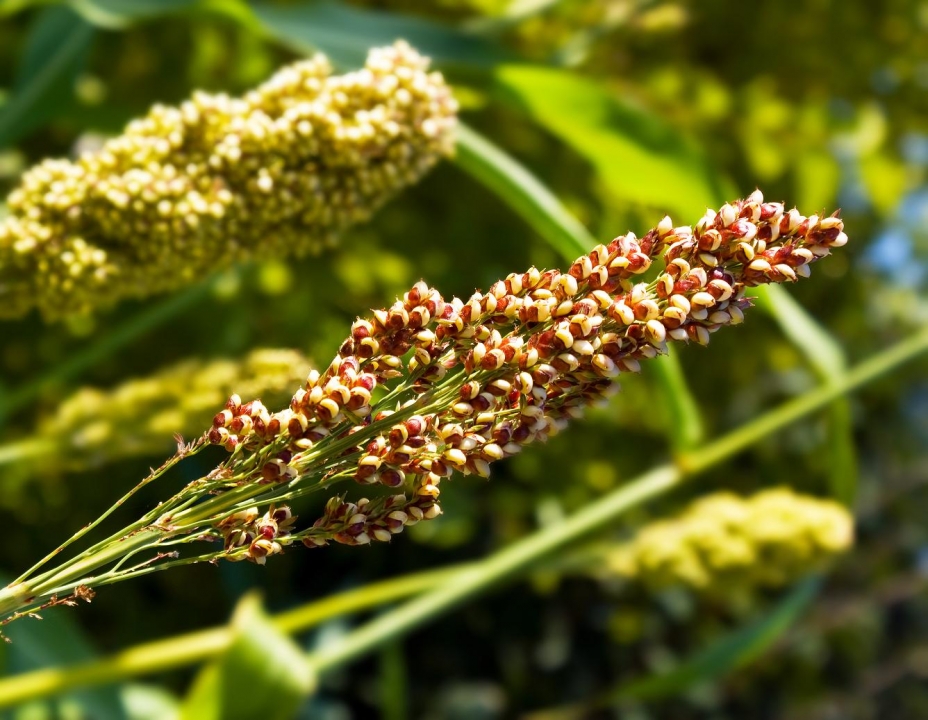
0,0,926,718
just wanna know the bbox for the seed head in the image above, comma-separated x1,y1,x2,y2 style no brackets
0,42,458,320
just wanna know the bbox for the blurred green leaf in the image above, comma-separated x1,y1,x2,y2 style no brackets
646,349,705,452
378,641,407,720
752,285,857,506
794,149,841,215
0,6,94,149
531,578,820,719
494,65,723,219
121,684,180,720
252,0,514,70
180,593,313,720
612,577,820,702
68,0,199,27
0,576,127,719
860,152,908,217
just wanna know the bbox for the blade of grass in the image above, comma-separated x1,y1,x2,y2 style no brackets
751,285,857,505
453,122,594,258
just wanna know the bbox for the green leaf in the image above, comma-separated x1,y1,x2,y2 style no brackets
494,65,724,219
0,575,127,719
68,0,200,27
378,641,408,720
252,0,514,70
529,578,820,719
121,684,180,720
612,577,820,703
794,149,841,215
0,6,94,149
180,593,314,720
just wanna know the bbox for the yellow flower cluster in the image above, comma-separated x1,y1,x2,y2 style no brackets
36,349,313,470
605,488,853,593
0,41,458,320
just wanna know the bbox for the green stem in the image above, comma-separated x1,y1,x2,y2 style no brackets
752,284,857,506
646,349,705,452
22,530,160,606
305,325,928,676
308,464,679,674
12,443,202,588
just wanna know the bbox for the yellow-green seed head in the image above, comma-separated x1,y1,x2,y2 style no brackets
0,41,458,320
605,488,854,594
37,348,313,470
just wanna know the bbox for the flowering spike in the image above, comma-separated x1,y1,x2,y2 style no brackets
0,42,457,320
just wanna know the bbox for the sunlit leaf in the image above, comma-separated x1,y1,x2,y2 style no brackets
180,593,314,720
0,6,94,149
794,149,841,215
860,152,908,217
494,65,724,219
121,683,180,720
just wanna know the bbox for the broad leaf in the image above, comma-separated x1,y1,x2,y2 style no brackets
495,65,724,219
180,593,314,720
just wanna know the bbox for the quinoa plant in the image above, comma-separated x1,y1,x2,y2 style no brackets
0,191,848,623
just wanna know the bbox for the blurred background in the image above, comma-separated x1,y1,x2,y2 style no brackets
0,0,926,718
